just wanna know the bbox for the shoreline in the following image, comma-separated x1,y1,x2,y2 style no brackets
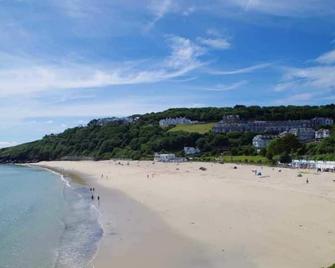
33,160,335,268
32,163,210,268
25,164,104,268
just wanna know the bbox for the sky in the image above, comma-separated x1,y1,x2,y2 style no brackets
0,0,335,146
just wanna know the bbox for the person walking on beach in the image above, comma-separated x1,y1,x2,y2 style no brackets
306,178,309,184
91,194,94,200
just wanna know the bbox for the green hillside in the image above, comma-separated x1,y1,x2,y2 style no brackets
0,104,334,163
168,123,215,134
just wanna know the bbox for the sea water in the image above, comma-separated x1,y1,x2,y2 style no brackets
0,165,103,268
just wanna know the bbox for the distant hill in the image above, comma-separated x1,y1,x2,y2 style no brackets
0,104,334,163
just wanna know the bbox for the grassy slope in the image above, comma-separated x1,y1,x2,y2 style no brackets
197,155,271,165
221,155,271,164
168,123,215,134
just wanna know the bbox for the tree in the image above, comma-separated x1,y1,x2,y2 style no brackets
267,134,302,159
279,153,292,163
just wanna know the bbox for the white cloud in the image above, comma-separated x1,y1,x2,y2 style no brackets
274,48,335,103
276,49,335,93
182,6,196,16
209,63,271,75
204,80,247,91
198,37,231,50
166,35,205,69
224,0,335,17
146,0,173,29
0,141,18,149
316,49,335,65
275,65,335,92
274,93,314,105
0,36,204,96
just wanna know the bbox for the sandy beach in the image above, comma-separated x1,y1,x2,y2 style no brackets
35,161,335,268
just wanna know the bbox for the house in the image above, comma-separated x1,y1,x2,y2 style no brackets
159,117,194,127
184,147,200,155
288,128,315,143
252,135,274,149
315,129,331,140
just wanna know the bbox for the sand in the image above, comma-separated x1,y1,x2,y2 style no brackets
35,161,335,268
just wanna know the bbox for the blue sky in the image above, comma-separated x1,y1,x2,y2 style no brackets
0,0,335,146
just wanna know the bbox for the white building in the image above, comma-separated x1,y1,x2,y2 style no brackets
291,160,335,171
184,147,200,155
159,117,194,127
252,135,274,149
288,128,315,143
315,129,331,140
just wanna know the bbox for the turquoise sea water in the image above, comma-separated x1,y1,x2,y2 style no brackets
0,165,103,268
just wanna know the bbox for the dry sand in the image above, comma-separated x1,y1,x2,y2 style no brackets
35,161,335,268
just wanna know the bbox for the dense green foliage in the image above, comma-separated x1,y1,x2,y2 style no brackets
263,129,335,162
266,134,302,159
140,104,335,122
0,105,334,163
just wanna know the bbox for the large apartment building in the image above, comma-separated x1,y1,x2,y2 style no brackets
213,115,333,134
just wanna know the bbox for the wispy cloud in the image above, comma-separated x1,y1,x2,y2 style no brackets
0,36,205,96
274,48,335,103
146,0,173,30
203,80,247,91
316,49,335,65
198,37,231,50
0,141,18,149
208,63,271,75
276,48,335,93
197,29,231,50
275,65,335,91
225,0,335,17
274,93,314,105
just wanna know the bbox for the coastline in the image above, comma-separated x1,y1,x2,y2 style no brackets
25,164,103,268
33,160,335,268
33,163,212,268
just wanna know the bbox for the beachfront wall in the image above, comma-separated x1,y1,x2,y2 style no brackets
291,160,335,171
154,153,187,162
